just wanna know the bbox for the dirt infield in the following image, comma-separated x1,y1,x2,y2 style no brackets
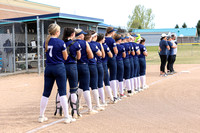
0,64,200,133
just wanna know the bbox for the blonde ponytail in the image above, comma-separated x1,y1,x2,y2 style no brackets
45,35,51,52
45,23,60,52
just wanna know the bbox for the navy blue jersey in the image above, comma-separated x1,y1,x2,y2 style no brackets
121,42,130,59
75,39,89,64
105,37,117,56
44,38,66,65
96,42,102,63
102,43,110,63
132,42,140,58
167,41,175,55
159,39,169,55
138,44,147,58
64,39,81,64
116,44,125,61
129,42,134,58
89,41,99,65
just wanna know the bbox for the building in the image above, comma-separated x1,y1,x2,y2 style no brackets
133,28,198,46
0,1,107,75
0,0,60,19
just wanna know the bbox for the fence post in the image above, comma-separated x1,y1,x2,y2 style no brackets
12,23,16,72
37,16,41,74
96,25,98,33
25,23,28,71
41,20,45,72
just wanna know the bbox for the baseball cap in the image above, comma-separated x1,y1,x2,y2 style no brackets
161,33,167,37
75,29,87,37
131,34,138,37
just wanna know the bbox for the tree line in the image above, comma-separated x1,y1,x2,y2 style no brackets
127,5,200,36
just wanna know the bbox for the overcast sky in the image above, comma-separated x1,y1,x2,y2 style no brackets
31,0,199,29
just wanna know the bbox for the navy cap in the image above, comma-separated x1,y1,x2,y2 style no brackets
131,34,138,37
124,36,129,39
107,29,117,34
76,30,87,37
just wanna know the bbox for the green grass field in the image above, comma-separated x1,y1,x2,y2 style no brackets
146,45,200,64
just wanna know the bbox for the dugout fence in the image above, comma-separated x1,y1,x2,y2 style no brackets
0,15,106,75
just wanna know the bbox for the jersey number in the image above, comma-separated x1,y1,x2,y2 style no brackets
48,46,53,57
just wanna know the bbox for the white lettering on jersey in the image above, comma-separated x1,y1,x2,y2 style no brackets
48,46,53,57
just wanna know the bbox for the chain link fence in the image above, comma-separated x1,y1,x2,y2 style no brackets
0,18,106,75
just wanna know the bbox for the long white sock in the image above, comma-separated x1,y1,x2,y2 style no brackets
98,87,106,104
119,81,124,94
60,95,69,118
56,93,61,114
125,79,131,91
134,77,138,91
123,79,126,89
40,96,49,117
92,89,101,107
140,76,144,88
83,90,92,111
137,77,140,89
110,80,117,98
70,93,78,114
116,80,119,92
105,86,114,101
143,75,146,86
77,88,83,107
130,78,134,92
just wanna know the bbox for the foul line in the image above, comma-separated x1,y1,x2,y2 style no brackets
26,65,200,133
26,119,64,133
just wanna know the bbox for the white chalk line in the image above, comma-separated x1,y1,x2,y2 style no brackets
26,119,64,133
26,65,200,133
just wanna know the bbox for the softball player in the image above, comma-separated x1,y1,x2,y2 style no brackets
62,27,81,118
101,34,115,103
167,36,177,74
39,23,75,124
128,34,136,94
86,30,105,111
75,29,98,114
121,36,132,96
138,37,149,90
131,34,141,92
114,34,126,97
96,33,107,106
159,33,170,76
170,34,178,73
105,27,118,101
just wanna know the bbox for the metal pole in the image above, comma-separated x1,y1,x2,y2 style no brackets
96,25,98,33
41,20,45,72
12,23,16,72
25,23,28,71
37,16,41,74
78,24,80,29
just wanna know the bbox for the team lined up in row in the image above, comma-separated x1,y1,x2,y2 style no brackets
38,23,148,124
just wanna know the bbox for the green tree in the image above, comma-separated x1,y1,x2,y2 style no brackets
182,22,187,28
175,24,179,28
127,5,155,31
196,20,200,36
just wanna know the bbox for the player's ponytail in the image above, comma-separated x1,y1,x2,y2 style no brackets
45,23,60,52
62,27,75,42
